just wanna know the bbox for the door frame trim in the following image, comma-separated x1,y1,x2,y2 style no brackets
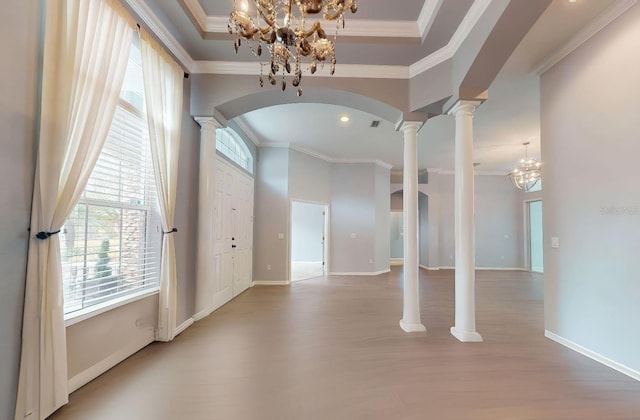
289,198,330,282
523,198,543,273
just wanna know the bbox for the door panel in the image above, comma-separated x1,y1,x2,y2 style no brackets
210,158,254,309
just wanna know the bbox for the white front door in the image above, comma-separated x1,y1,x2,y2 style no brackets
232,170,254,296
210,157,254,311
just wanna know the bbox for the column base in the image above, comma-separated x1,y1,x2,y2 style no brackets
400,319,426,333
450,326,483,342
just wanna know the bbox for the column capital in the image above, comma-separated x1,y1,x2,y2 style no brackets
194,116,224,132
396,120,423,133
447,100,482,118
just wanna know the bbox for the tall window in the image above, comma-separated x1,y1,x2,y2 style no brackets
216,128,253,174
60,39,161,316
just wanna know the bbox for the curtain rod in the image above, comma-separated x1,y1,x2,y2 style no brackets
135,23,189,79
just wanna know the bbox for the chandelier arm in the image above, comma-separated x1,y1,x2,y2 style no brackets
240,27,261,39
299,21,322,39
259,30,276,43
323,11,343,21
258,8,276,28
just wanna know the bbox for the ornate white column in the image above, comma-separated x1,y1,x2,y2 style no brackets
194,117,223,318
399,121,426,333
448,101,483,342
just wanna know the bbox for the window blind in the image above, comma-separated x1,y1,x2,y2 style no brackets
60,102,161,315
216,128,253,174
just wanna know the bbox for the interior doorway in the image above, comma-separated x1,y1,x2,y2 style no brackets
290,201,328,282
526,200,544,273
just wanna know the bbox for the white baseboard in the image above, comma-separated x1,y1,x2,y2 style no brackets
390,258,404,266
175,318,194,336
192,307,214,322
423,266,526,271
68,328,155,393
545,330,640,382
329,269,390,276
253,280,290,286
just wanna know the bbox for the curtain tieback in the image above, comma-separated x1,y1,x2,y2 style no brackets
163,228,178,235
35,230,61,240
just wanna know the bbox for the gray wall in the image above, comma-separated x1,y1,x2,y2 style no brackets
0,1,40,417
253,148,391,278
474,175,523,268
374,164,391,272
288,149,331,203
390,190,403,211
390,212,404,259
291,201,325,262
330,163,377,273
419,195,429,267
175,78,200,325
253,147,290,282
423,172,523,269
541,4,640,373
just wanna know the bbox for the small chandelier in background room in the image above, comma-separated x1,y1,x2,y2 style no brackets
228,0,358,96
508,142,541,191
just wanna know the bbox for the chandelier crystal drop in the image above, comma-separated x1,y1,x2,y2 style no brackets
228,0,358,96
508,142,541,191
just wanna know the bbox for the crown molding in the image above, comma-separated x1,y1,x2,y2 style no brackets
418,0,444,41
307,18,420,39
123,0,195,72
409,45,452,78
182,0,208,31
259,142,393,169
193,60,409,79
206,16,421,39
408,0,493,78
233,117,262,146
449,0,493,53
185,0,421,39
534,0,638,75
145,0,493,81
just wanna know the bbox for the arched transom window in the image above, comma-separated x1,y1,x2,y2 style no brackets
216,128,253,174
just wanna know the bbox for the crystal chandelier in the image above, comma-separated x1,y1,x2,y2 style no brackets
508,142,541,191
228,0,358,96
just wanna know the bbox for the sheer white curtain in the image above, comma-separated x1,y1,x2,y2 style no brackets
15,1,135,419
140,30,184,342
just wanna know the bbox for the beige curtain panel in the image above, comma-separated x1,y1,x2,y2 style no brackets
15,1,135,418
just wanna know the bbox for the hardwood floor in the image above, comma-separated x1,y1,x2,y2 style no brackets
50,268,640,419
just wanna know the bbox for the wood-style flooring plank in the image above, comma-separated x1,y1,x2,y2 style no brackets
50,268,640,419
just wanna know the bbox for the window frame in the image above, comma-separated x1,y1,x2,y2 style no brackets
216,128,254,175
61,40,162,322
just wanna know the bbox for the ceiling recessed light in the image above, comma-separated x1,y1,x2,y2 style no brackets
340,115,350,123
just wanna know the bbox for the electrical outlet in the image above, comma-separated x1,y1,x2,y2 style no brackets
267,264,271,270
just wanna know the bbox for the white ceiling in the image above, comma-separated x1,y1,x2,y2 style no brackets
141,0,621,172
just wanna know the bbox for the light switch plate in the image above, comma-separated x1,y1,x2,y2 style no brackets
551,237,559,249
278,233,284,240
